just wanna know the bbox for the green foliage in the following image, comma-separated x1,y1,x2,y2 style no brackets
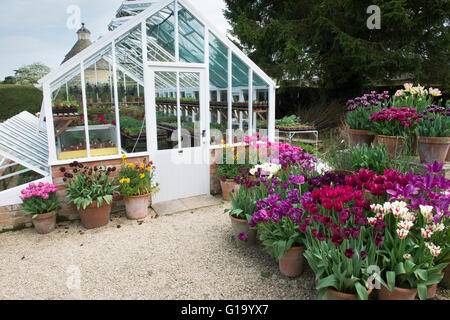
63,163,119,210
2,76,16,84
118,157,160,197
224,185,257,221
257,216,305,261
14,62,50,85
416,113,450,137
223,0,449,95
349,144,391,175
21,192,60,217
0,84,42,119
346,105,381,130
275,115,306,127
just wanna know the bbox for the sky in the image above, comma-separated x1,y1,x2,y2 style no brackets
0,0,230,80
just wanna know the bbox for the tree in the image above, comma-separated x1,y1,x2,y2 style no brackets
2,76,16,84
223,0,449,97
14,62,51,85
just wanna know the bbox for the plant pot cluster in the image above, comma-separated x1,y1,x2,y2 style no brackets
53,105,78,115
346,86,449,163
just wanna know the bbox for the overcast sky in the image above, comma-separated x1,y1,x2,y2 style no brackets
0,0,230,80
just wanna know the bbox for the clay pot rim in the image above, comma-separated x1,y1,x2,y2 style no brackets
33,210,56,220
124,193,151,200
375,134,405,140
381,285,417,293
287,246,306,253
229,213,248,224
326,287,373,298
348,128,372,134
82,200,112,210
417,136,450,143
316,278,374,297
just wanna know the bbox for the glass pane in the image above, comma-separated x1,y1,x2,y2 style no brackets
209,32,228,145
50,65,87,160
84,45,119,157
155,71,178,150
253,72,269,140
178,5,205,63
116,26,147,153
147,3,175,62
180,72,200,148
232,53,249,143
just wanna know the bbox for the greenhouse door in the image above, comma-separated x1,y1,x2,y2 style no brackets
147,66,210,203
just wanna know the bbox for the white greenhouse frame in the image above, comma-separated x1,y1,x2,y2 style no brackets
33,0,276,203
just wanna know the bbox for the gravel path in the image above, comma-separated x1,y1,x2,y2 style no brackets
0,202,317,300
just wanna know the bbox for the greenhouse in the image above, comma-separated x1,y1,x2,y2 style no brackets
20,0,276,204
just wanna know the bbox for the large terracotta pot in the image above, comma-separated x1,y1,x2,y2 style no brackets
78,201,111,229
278,246,305,277
417,136,450,164
229,214,256,247
378,285,417,300
124,194,151,220
31,211,56,234
348,129,374,147
220,179,239,201
374,135,404,158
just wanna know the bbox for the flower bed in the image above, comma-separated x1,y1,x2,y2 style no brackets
225,137,449,300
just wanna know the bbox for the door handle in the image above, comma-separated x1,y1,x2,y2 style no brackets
202,130,206,138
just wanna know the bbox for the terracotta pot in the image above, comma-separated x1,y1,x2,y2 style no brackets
316,278,373,300
78,201,111,229
378,285,417,300
278,246,305,277
440,261,450,289
124,194,150,220
229,214,256,246
348,129,374,147
374,135,404,158
417,136,450,164
31,211,56,234
220,179,240,201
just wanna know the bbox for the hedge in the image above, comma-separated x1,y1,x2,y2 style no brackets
0,84,42,120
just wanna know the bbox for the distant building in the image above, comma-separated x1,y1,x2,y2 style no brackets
62,23,110,85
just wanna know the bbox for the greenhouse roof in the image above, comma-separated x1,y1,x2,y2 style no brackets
0,112,49,176
38,0,275,90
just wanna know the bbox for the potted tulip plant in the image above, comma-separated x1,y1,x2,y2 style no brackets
415,105,450,163
118,156,160,220
62,161,118,229
345,91,389,147
301,185,378,300
20,182,61,234
369,107,419,158
224,175,260,247
216,143,253,201
249,174,309,278
369,201,448,300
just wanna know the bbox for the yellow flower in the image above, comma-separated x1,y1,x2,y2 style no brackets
122,154,127,160
140,174,145,179
119,179,124,184
125,178,130,184
146,167,151,172
128,163,135,169
140,163,145,169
